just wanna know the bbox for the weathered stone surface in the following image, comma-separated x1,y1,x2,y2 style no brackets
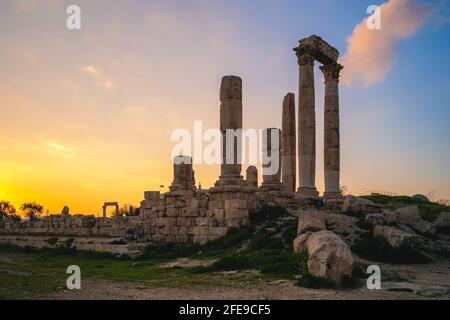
321,63,343,202
297,213,325,235
215,75,244,187
261,128,283,191
374,225,417,248
342,195,381,215
390,206,436,237
304,230,354,285
281,93,296,193
293,232,312,254
434,212,450,234
365,213,386,227
245,166,258,188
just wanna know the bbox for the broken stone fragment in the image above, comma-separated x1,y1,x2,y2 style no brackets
390,206,436,237
342,195,381,215
306,230,354,285
297,212,326,235
293,230,354,286
373,225,417,248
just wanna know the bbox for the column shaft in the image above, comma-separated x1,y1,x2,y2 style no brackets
297,54,318,197
320,64,343,199
217,76,243,185
281,93,296,192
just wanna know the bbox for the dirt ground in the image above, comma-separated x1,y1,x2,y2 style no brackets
43,261,450,300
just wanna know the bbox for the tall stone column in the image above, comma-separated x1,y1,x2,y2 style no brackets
216,76,243,186
281,93,296,192
261,128,283,191
296,52,319,197
320,63,343,201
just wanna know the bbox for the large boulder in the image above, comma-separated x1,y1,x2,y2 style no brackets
342,195,381,215
294,230,354,285
374,225,417,248
297,213,326,235
434,212,450,234
389,206,436,237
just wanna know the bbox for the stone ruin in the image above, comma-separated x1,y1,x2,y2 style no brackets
0,35,346,257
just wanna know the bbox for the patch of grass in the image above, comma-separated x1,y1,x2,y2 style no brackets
45,237,59,246
361,195,449,222
249,205,288,225
203,226,254,252
281,220,297,244
352,234,431,264
248,230,284,251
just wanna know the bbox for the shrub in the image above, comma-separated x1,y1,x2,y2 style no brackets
249,206,288,225
45,237,59,246
352,234,430,264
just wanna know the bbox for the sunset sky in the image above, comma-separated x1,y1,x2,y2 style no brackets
0,0,449,215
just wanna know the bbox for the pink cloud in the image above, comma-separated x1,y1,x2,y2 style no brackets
341,0,436,87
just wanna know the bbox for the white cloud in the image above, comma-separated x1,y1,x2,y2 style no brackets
341,0,437,87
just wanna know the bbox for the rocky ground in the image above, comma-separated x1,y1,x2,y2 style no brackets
42,259,450,300
2,195,450,300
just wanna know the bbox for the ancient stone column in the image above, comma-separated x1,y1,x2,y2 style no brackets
261,128,283,191
320,63,343,201
170,155,195,192
281,93,296,192
246,166,258,188
295,50,319,197
216,76,243,186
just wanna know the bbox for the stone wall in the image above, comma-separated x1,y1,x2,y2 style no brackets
0,187,264,249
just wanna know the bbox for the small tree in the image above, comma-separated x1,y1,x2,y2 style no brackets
0,200,16,219
119,204,137,217
20,202,44,221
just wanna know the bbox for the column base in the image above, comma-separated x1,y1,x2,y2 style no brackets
296,186,320,198
323,192,344,208
260,182,284,192
214,174,244,187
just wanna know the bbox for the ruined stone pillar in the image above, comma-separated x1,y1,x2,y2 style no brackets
261,128,283,191
296,51,319,197
246,166,258,188
216,76,243,186
102,206,106,218
170,155,195,192
320,63,343,201
281,93,296,192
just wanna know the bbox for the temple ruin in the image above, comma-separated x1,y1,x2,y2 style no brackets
0,35,345,257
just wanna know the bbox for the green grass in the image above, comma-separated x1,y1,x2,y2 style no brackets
361,195,449,221
351,233,431,264
0,206,336,298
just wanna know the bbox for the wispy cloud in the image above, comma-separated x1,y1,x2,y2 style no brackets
341,0,437,87
82,65,114,90
48,142,75,157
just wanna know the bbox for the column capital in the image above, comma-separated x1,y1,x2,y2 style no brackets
320,63,344,82
294,45,316,66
